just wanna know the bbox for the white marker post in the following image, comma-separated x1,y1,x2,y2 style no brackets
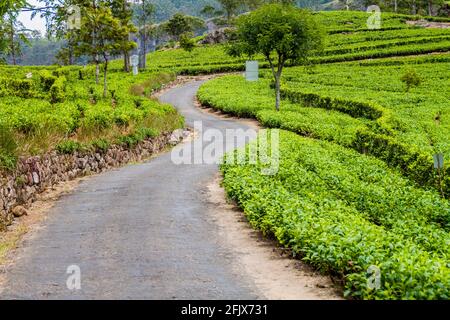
130,54,139,76
245,61,259,82
433,153,445,197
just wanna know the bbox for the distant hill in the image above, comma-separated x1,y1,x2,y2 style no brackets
151,0,219,22
151,0,336,21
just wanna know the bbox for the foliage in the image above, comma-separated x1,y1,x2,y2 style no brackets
227,4,324,110
165,13,195,41
0,122,17,170
400,68,422,92
70,2,137,96
198,53,450,195
0,66,183,170
179,32,196,52
221,130,450,299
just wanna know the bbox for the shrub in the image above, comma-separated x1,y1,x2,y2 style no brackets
56,140,85,154
221,130,450,299
50,76,67,103
179,32,196,52
91,139,110,153
39,70,57,91
400,69,422,92
0,123,17,170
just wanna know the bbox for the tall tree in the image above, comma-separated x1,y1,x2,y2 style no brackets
3,12,30,65
72,2,136,96
0,0,29,62
227,3,324,111
108,0,135,72
217,0,241,20
164,13,193,41
134,0,155,69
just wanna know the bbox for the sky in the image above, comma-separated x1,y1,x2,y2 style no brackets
18,0,47,36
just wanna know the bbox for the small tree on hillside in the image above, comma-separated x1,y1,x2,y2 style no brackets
165,13,192,41
217,0,241,21
200,5,217,18
134,0,155,69
401,69,422,92
179,32,196,52
227,4,324,111
73,4,136,97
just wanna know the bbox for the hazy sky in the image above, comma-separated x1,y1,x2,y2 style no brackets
18,0,47,36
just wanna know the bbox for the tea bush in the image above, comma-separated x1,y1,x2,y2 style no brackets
221,130,450,299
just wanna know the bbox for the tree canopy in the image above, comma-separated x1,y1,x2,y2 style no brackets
228,3,324,110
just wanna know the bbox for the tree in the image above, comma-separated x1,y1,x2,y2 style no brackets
217,0,241,20
108,0,135,72
163,13,205,42
3,12,30,65
200,4,217,18
401,69,422,92
72,3,136,97
227,4,324,111
0,0,28,63
164,13,192,41
179,32,196,52
134,0,155,69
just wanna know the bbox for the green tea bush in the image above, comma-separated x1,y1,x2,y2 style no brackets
199,58,450,195
221,130,450,299
56,140,86,154
0,122,17,170
50,76,67,103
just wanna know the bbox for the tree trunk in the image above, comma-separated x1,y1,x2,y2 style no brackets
103,59,108,98
142,31,147,69
394,0,398,12
95,55,100,85
275,75,281,112
123,0,130,73
9,19,16,66
412,0,417,15
123,51,130,72
267,55,284,112
428,0,433,16
68,46,74,65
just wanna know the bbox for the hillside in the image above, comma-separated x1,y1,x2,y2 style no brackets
1,9,450,300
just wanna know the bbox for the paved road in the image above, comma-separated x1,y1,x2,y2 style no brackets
0,81,262,299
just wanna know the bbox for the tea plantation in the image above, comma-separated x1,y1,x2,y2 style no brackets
197,11,450,299
0,65,184,170
1,9,449,299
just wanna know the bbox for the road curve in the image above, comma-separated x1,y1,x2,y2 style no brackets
0,81,264,299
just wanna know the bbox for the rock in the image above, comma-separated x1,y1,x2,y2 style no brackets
77,158,88,169
32,172,40,184
200,28,233,45
169,129,184,145
183,129,191,138
12,206,28,217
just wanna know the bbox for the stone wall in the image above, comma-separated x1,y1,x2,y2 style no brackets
0,130,183,230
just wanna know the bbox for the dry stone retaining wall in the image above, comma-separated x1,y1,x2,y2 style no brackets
0,131,183,230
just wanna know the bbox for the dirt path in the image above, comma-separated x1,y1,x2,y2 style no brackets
0,81,340,300
406,20,450,29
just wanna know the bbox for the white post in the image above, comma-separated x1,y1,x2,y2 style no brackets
130,55,139,76
245,61,259,81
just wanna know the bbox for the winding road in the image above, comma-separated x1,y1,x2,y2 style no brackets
0,81,337,300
